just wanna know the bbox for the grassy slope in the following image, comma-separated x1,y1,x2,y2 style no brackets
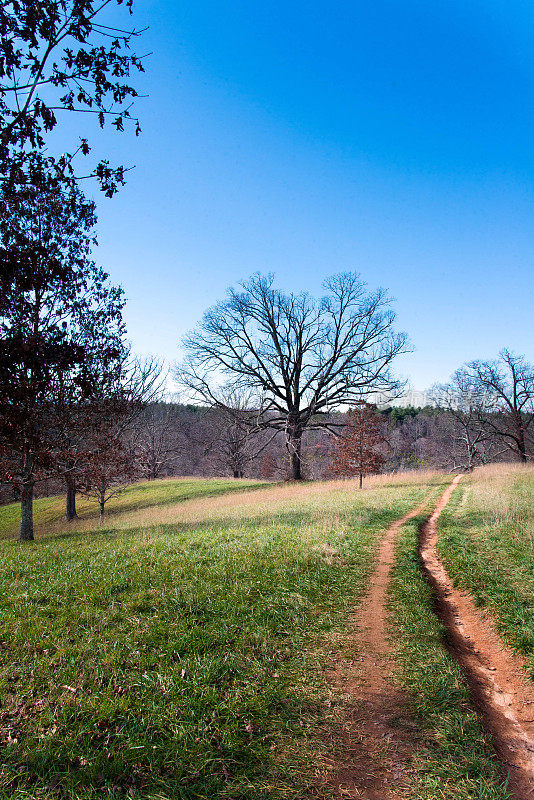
389,511,509,800
0,478,268,540
436,466,534,677
0,475,439,800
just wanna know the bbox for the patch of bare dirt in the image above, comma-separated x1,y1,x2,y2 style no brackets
317,493,435,799
420,476,534,800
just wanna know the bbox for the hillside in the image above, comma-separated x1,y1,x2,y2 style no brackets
0,468,533,799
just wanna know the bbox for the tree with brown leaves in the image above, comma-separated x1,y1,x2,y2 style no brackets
0,171,126,540
331,405,386,488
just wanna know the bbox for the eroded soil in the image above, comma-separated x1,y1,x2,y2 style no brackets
420,476,534,800
319,494,435,799
320,477,534,800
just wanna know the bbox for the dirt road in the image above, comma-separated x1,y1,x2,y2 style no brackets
322,476,534,800
322,491,435,799
420,476,534,799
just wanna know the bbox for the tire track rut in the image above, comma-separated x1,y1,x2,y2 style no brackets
321,491,437,799
420,475,534,800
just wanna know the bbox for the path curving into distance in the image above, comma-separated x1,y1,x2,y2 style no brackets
420,476,534,800
322,490,437,799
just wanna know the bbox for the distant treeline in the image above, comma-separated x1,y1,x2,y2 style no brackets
2,398,529,507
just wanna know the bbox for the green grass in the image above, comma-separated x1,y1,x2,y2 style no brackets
436,467,534,678
389,513,510,800
0,476,438,800
0,478,268,540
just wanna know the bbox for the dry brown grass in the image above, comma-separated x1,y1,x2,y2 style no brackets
471,461,534,481
468,462,534,530
50,469,445,537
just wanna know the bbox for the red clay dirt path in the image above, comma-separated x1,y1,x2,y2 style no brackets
420,475,534,800
320,490,437,799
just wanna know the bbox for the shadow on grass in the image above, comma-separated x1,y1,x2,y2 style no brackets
2,480,274,541
74,479,272,522
17,503,408,550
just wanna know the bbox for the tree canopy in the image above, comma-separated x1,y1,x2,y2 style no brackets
178,272,408,479
0,169,126,539
0,0,145,195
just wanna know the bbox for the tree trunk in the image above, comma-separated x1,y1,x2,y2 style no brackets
359,472,363,489
99,493,105,523
19,481,34,542
65,483,78,521
233,470,239,478
467,445,477,471
513,411,528,463
288,429,303,480
518,430,527,463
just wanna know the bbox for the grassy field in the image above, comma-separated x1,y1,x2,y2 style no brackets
3,466,532,799
0,472,441,800
0,478,268,540
436,464,534,677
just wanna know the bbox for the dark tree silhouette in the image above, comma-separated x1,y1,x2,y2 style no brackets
0,0,146,529
331,405,386,487
0,0,146,196
178,273,408,480
0,171,126,540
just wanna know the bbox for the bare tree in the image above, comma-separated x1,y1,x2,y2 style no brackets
130,403,186,480
177,273,408,480
465,350,534,463
78,402,135,523
202,388,278,478
76,355,164,520
431,369,492,471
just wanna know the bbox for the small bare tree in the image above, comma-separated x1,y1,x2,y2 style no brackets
129,403,186,480
77,356,164,519
78,404,135,523
177,273,408,480
203,388,278,478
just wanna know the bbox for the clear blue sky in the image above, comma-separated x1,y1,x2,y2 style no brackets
67,0,534,390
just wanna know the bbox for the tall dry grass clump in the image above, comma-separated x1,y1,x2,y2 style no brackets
469,462,534,538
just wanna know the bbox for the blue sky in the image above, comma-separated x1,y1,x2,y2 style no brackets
65,0,534,390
